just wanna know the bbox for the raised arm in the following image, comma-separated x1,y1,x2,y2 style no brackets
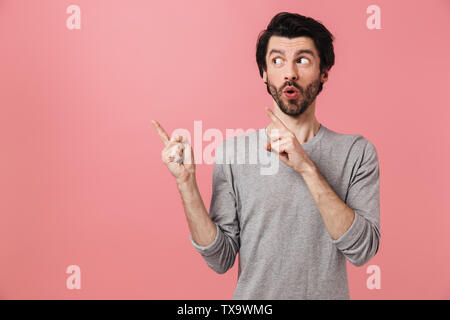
152,120,216,247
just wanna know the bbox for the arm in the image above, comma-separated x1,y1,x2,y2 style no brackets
175,147,239,275
177,177,217,247
151,119,216,247
188,159,240,274
298,140,381,267
264,109,380,267
152,120,239,274
298,163,355,241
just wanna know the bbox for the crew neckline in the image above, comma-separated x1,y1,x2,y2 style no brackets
262,123,325,149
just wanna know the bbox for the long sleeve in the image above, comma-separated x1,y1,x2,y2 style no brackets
189,142,240,274
332,138,381,267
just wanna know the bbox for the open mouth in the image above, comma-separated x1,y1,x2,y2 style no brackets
283,87,299,98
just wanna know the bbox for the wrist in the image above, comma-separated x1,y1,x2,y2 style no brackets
177,174,197,190
296,160,317,176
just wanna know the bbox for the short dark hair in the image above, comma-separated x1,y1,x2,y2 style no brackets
256,12,335,91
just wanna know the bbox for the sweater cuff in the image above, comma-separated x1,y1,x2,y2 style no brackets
331,210,365,250
190,223,222,255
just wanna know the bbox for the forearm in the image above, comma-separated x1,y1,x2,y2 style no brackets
177,177,217,246
298,163,355,240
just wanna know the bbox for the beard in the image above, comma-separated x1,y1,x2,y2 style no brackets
266,75,322,117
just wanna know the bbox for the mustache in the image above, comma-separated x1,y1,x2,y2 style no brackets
281,81,303,93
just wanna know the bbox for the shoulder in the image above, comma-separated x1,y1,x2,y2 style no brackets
322,125,378,161
215,129,261,162
216,128,260,148
229,128,261,144
214,129,260,165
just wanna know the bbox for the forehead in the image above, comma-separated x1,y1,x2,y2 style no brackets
266,35,318,57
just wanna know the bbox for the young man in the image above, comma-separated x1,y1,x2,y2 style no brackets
152,12,380,299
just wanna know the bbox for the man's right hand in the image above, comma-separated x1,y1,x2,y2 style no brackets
152,120,195,184
152,120,217,250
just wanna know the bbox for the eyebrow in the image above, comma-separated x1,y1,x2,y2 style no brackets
268,49,315,58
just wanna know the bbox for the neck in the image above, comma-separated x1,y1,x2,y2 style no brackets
271,99,321,144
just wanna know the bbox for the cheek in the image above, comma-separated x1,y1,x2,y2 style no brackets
298,72,318,87
267,67,282,80
267,74,283,90
268,84,279,96
304,67,321,80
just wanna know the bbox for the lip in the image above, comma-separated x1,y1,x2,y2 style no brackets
283,86,299,98
283,86,298,93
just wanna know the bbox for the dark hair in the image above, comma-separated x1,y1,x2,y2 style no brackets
256,12,335,92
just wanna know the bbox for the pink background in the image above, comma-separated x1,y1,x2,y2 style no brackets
1,0,449,299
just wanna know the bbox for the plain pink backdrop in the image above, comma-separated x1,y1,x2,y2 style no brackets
0,0,449,299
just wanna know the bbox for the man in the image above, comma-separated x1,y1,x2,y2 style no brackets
152,12,380,299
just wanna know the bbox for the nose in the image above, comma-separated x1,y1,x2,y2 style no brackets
283,58,299,82
284,65,298,82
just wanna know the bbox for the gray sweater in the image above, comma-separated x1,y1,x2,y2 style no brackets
190,123,380,299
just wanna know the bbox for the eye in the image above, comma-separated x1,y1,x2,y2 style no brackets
297,57,310,64
273,57,283,65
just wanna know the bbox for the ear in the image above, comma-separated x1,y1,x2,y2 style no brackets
320,69,329,84
262,70,267,84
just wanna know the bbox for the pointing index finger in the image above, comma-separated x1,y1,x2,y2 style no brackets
265,107,288,130
151,120,170,146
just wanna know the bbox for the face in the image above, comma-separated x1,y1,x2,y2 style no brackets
262,36,328,116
